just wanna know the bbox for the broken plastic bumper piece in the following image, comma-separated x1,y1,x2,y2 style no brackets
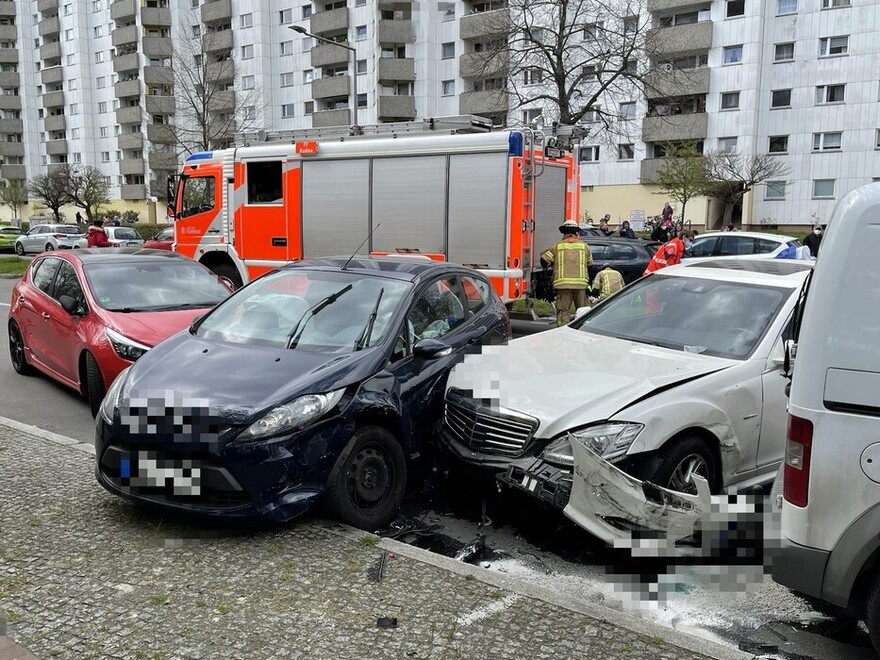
497,458,573,510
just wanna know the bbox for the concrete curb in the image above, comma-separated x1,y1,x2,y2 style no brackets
0,416,95,456
0,274,21,279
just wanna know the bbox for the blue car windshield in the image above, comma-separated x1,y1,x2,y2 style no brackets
196,269,412,352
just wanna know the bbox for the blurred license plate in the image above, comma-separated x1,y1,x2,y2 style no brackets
120,452,201,494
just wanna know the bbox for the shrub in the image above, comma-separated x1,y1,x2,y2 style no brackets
132,223,168,240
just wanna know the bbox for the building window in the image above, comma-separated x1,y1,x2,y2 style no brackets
723,45,743,64
93,0,101,10
64,29,73,41
304,69,314,83
581,145,600,162
821,0,850,7
71,128,79,139
765,181,786,200
619,102,636,119
279,9,293,24
282,103,295,118
523,28,544,43
98,101,107,113
522,108,542,124
813,179,835,198
441,42,454,59
356,59,367,74
583,22,603,40
94,26,102,38
241,45,254,60
356,25,367,40
582,65,597,81
280,72,294,87
67,54,75,66
584,107,601,122
191,25,200,38
357,93,367,108
523,68,543,85
718,137,738,152
771,89,792,108
356,0,366,6
243,75,255,90
69,104,78,115
241,13,253,28
774,42,794,61
726,0,745,17
813,131,842,151
305,101,313,115
302,5,312,19
280,40,293,55
442,80,455,96
442,5,455,21
244,106,256,120
816,84,845,104
94,51,104,63
776,0,797,12
69,79,77,91
623,16,638,34
876,129,880,148
819,35,848,56
99,126,108,138
101,151,110,162
720,91,740,109
618,143,635,160
768,135,789,153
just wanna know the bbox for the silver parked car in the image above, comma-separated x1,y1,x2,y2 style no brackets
103,226,145,247
14,224,87,254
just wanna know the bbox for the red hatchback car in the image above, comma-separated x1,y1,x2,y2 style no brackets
143,226,173,251
7,249,232,415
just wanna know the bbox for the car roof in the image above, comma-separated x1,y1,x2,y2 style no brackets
660,257,812,288
280,255,470,282
63,248,195,263
694,231,797,241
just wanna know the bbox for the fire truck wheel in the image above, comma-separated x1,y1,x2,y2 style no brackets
212,264,242,290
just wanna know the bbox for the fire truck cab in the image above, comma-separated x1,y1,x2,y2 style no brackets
167,116,581,303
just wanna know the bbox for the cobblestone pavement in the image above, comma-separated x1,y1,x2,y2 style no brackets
0,424,742,660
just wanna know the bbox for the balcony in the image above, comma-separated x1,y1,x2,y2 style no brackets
204,30,233,53
644,66,710,99
41,90,63,108
114,78,141,99
142,36,172,58
641,112,708,142
113,52,140,73
110,0,137,21
141,7,172,27
208,89,234,112
0,95,20,111
0,25,16,41
459,52,507,78
201,0,232,25
311,108,351,127
311,43,351,68
0,141,24,157
1,164,25,179
310,7,349,35
149,152,178,170
206,60,234,82
111,25,138,48
459,89,507,115
0,71,19,87
39,41,62,63
460,8,510,40
116,105,142,124
45,139,66,155
640,158,669,183
143,66,173,86
647,22,712,56
44,115,65,131
378,0,410,7
38,16,60,37
378,95,416,120
311,75,351,100
0,49,19,65
147,123,176,144
0,2,14,16
119,158,145,176
0,118,23,133
377,19,415,43
377,57,415,81
145,95,175,114
117,131,143,150
40,66,62,85
648,0,709,12
120,184,146,200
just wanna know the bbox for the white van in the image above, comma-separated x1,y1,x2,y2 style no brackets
772,182,880,651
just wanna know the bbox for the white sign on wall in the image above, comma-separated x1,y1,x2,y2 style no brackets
629,209,646,231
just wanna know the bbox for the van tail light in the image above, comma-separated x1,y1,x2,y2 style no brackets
784,414,814,507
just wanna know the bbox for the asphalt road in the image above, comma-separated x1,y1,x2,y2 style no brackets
0,275,873,660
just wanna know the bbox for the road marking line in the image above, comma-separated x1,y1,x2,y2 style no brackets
0,415,95,455
456,593,522,627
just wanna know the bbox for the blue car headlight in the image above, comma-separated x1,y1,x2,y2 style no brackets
235,388,346,442
100,366,131,424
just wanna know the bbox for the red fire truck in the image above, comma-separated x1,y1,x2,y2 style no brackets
167,116,581,302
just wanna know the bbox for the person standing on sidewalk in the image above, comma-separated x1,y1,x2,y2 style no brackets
541,221,592,326
644,230,694,275
804,225,822,257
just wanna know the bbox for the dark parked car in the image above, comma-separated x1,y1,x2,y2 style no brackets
533,237,658,301
95,256,510,530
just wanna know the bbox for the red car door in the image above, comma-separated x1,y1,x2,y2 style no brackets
18,256,63,371
43,260,88,383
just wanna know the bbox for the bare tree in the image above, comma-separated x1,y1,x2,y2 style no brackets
58,165,110,223
28,171,70,222
0,179,28,222
704,152,790,226
475,0,652,128
650,141,709,226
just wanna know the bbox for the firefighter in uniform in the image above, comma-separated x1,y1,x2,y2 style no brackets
591,265,625,302
541,221,592,326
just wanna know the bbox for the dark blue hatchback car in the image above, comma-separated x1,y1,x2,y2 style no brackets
95,256,510,530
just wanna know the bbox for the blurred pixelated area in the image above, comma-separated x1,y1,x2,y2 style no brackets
120,391,223,441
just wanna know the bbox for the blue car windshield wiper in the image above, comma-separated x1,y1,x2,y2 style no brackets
286,283,354,349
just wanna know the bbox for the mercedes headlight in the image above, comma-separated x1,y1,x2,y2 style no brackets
541,437,576,468
106,328,150,361
569,422,644,462
100,367,131,423
236,389,346,442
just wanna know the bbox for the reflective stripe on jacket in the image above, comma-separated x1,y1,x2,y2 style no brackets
541,240,591,289
593,268,625,300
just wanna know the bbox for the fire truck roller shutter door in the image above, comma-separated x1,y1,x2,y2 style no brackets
371,156,447,256
447,152,508,269
533,165,569,264
301,159,371,259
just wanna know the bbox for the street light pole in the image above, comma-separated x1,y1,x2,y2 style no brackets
289,25,358,128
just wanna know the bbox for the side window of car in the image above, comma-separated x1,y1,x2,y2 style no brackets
686,237,716,257
461,275,491,315
390,322,411,363
408,276,466,341
53,262,85,306
719,236,756,255
589,245,608,261
755,238,780,253
31,257,61,295
612,245,638,260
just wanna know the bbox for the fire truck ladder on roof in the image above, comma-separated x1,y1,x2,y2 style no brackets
235,115,494,146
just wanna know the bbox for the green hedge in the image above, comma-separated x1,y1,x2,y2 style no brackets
131,223,170,240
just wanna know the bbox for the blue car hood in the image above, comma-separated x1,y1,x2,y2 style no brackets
122,332,384,422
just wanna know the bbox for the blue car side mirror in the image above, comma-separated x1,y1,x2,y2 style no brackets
413,338,453,359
